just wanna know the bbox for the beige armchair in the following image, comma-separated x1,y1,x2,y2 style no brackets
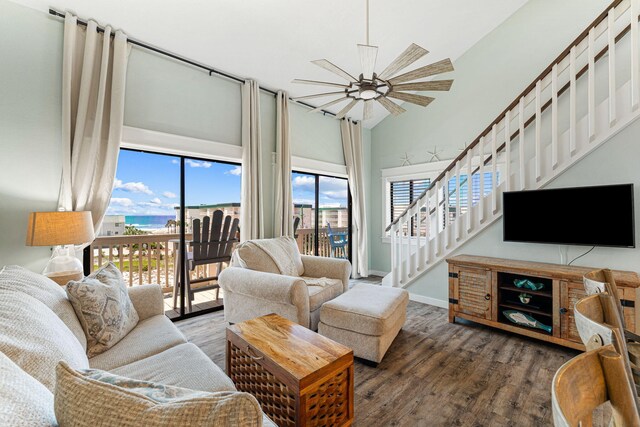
219,237,351,330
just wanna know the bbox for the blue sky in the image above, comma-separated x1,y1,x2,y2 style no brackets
107,150,348,216
107,150,242,216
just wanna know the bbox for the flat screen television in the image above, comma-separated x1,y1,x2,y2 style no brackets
502,184,635,248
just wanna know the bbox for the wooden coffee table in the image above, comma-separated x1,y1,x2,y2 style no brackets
226,313,354,427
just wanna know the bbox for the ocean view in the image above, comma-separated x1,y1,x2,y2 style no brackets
125,215,175,230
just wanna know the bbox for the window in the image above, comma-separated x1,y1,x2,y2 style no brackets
97,148,241,320
389,178,431,226
292,171,351,260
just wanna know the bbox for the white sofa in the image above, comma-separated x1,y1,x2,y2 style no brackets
0,265,275,426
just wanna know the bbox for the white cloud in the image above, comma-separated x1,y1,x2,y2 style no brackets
110,197,134,207
292,176,315,190
113,178,153,195
293,198,314,206
171,159,179,164
186,159,212,168
150,198,162,205
162,191,177,199
322,190,348,200
226,166,242,176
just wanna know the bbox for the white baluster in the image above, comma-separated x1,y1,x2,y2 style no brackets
535,80,542,182
551,63,559,169
455,160,461,241
518,97,525,190
408,207,415,278
632,0,640,110
479,136,485,223
424,189,430,263
505,110,511,192
444,169,451,249
608,9,617,127
391,224,397,286
416,198,423,269
588,27,596,141
466,147,473,233
570,46,577,155
435,181,442,256
399,217,406,285
491,124,498,214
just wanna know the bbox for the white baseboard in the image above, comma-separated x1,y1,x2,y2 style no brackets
409,293,448,309
368,270,389,277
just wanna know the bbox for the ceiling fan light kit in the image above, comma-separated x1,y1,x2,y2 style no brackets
293,0,454,121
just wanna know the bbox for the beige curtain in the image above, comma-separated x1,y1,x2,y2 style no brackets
59,13,129,234
341,119,369,278
240,80,264,241
274,91,294,237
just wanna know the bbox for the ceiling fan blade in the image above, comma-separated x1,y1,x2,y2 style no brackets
377,97,406,116
336,98,359,119
358,44,378,80
312,59,358,83
386,91,435,107
292,90,347,101
388,58,454,85
292,79,351,88
392,79,454,92
378,43,429,80
363,99,374,120
308,96,349,113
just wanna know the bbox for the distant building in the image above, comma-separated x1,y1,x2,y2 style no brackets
175,203,241,231
99,215,125,236
293,204,348,230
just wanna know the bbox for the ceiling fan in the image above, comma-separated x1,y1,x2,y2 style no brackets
292,0,454,121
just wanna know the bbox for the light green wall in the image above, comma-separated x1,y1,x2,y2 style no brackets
412,119,640,302
0,0,63,271
0,0,346,270
369,0,611,278
125,49,243,145
290,103,344,165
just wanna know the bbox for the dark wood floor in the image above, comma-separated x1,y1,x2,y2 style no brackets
175,290,593,426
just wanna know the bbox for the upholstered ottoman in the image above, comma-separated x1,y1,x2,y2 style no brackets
318,283,409,364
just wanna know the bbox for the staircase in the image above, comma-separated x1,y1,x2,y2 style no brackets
383,0,640,288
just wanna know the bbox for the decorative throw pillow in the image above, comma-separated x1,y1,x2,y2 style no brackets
0,352,56,426
66,262,139,357
54,362,264,427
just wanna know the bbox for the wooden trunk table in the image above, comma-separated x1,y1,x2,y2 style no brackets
226,313,354,427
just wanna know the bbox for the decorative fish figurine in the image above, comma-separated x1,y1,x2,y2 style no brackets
513,278,545,291
503,310,552,333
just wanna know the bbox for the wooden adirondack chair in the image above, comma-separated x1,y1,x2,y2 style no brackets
173,210,239,311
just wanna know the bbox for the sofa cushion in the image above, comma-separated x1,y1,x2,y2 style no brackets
111,343,236,393
0,289,89,391
235,237,304,276
89,314,187,371
54,362,264,427
66,262,140,357
320,284,409,336
305,277,344,312
0,352,56,426
0,265,87,350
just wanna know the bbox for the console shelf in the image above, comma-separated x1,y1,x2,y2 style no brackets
447,255,640,350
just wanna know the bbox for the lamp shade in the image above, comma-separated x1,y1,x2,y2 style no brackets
26,211,95,246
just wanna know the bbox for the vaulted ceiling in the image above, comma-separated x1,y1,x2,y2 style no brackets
12,0,528,127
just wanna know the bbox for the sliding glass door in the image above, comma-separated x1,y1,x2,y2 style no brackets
97,148,241,320
291,171,351,260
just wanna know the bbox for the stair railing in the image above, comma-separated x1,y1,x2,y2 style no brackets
386,0,639,286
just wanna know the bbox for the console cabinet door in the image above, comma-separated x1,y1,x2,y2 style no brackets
452,266,492,320
559,280,587,343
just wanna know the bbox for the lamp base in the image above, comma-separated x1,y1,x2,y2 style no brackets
44,245,84,286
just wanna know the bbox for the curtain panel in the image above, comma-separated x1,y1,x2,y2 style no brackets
240,80,264,241
274,91,294,237
341,119,369,278
59,13,129,234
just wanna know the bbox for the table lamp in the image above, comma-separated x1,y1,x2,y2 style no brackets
26,211,95,285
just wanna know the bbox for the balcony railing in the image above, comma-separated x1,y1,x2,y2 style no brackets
89,227,349,290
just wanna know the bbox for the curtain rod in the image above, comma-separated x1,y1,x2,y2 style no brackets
48,8,338,118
